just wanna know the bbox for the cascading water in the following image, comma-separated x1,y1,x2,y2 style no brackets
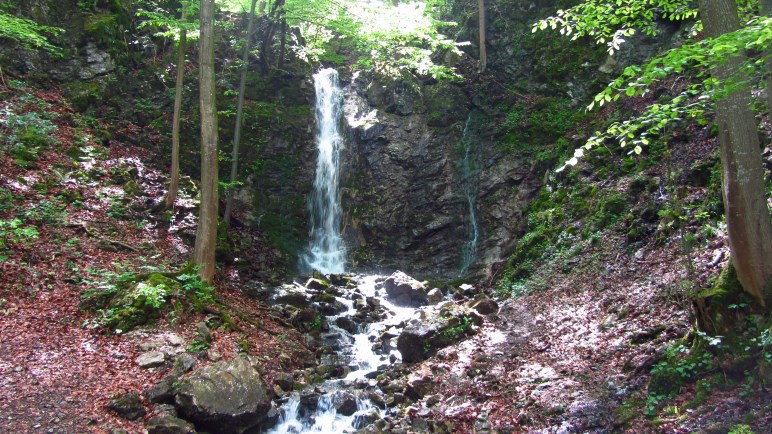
302,68,346,274
266,275,417,434
459,112,481,276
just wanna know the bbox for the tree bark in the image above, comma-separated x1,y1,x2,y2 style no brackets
224,0,258,226
277,16,287,70
699,0,772,307
164,10,187,209
478,0,487,73
194,0,219,284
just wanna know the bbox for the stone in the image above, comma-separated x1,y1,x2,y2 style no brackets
426,288,444,304
175,357,272,433
472,298,499,315
397,305,482,363
137,351,166,368
146,415,196,434
166,333,184,346
274,372,294,392
335,317,358,333
108,392,146,421
172,353,196,375
353,408,381,430
332,391,358,416
196,322,212,343
305,277,331,291
145,376,176,404
383,271,428,307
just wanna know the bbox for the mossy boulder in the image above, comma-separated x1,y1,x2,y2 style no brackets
175,357,273,433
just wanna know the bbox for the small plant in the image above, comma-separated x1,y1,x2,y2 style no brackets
187,339,209,352
0,218,39,261
444,315,474,340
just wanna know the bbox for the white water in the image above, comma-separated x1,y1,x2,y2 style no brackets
459,113,480,276
267,275,420,434
302,68,346,274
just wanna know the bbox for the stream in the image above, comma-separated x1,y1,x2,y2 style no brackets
266,275,420,433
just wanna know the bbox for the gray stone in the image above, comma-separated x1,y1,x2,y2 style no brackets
353,408,381,430
175,357,272,433
166,333,184,346
472,298,499,315
145,376,176,404
397,305,482,363
137,351,166,369
305,278,331,291
383,271,428,307
108,392,146,421
196,322,212,343
172,353,196,375
274,372,294,392
426,288,444,304
332,391,358,416
146,415,196,434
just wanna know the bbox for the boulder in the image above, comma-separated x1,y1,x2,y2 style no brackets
305,278,331,291
274,372,294,392
145,376,176,404
331,391,359,416
471,298,499,315
397,305,482,363
383,271,428,307
175,357,272,433
108,391,146,421
353,408,381,430
146,415,196,434
137,351,166,369
426,288,444,304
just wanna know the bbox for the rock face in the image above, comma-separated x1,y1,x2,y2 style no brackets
383,271,428,307
175,357,272,433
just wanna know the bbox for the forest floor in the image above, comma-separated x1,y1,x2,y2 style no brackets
1,86,770,434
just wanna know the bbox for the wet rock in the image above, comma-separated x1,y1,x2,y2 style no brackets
137,351,166,369
332,391,359,416
146,415,196,434
335,317,358,333
383,271,428,307
353,408,381,429
305,278,331,291
299,392,321,417
272,290,310,308
175,357,272,433
108,392,146,421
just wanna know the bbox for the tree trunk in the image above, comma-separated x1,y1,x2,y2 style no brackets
478,0,487,73
194,0,219,284
699,0,772,307
277,16,287,70
224,0,258,226
164,12,187,209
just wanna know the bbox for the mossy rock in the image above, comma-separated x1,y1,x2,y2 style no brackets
103,274,181,332
648,364,684,396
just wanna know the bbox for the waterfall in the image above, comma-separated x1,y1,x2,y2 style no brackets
459,113,480,276
302,68,346,274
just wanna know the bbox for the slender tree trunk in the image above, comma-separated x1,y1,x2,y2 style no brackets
194,0,219,283
164,12,187,209
224,0,259,226
699,0,772,307
478,0,487,73
259,0,266,15
762,0,772,112
277,16,287,70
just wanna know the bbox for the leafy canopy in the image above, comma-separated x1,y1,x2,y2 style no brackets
534,0,772,171
223,0,465,79
0,13,64,55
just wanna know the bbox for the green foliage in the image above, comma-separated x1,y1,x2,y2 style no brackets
534,0,698,54
443,315,473,340
728,425,755,434
0,107,59,168
0,218,39,261
282,0,464,79
0,12,64,55
548,5,772,171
